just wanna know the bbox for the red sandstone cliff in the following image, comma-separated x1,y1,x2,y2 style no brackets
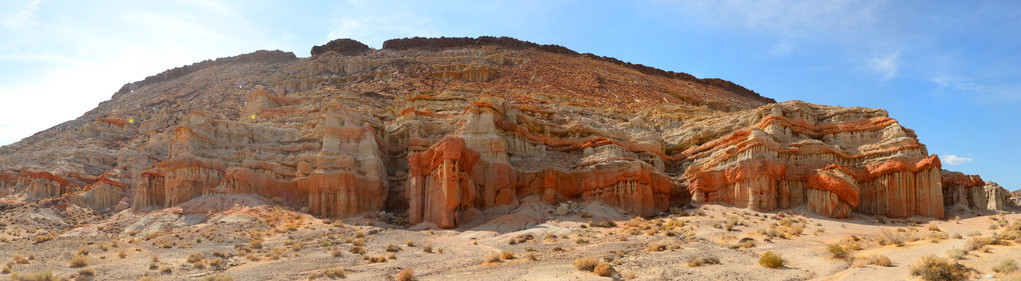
0,37,1001,228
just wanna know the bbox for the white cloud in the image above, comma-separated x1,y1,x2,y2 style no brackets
0,2,287,146
867,50,901,80
2,0,40,30
770,41,796,55
942,154,973,165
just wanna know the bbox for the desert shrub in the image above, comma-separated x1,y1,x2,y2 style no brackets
423,244,433,253
687,257,720,267
827,244,847,259
78,267,95,276
646,244,668,252
947,249,967,260
365,255,387,263
405,239,415,247
119,249,127,258
70,254,89,267
386,244,402,252
324,267,346,278
33,234,52,244
993,258,1020,274
594,262,613,276
187,252,205,263
501,251,515,260
759,251,784,268
879,229,907,247
910,255,971,281
350,246,366,254
200,272,234,281
573,256,599,271
397,268,414,281
18,270,55,281
854,255,893,267
964,236,1001,252
332,249,342,257
738,238,756,248
13,254,28,264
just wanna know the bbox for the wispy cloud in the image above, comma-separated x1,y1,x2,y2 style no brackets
942,154,973,165
2,0,40,30
325,11,438,48
867,50,901,80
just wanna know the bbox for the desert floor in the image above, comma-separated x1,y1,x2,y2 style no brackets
1,195,1019,281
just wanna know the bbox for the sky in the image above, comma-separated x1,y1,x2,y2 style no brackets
0,0,1018,190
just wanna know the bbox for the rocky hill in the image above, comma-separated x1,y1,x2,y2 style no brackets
0,36,1011,230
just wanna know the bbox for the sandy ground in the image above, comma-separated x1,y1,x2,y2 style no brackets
1,197,1019,281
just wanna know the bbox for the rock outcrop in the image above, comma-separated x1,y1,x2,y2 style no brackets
0,36,1004,229
942,170,1016,212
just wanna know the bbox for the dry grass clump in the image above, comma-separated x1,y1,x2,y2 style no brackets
332,249,342,257
352,238,366,246
386,244,402,252
646,243,668,252
964,235,1006,252
993,258,1020,274
187,252,205,263
572,256,599,271
758,218,804,239
687,257,721,267
70,254,89,267
350,246,366,254
423,244,433,253
827,244,848,259
364,255,387,263
323,267,346,278
594,262,614,277
876,228,909,247
13,254,28,264
33,233,52,244
910,255,972,281
119,249,128,258
758,251,784,269
853,255,893,267
397,268,415,281
11,270,55,281
200,272,234,281
501,251,515,260
509,234,536,245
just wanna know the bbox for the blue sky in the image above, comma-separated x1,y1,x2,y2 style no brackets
0,0,1018,189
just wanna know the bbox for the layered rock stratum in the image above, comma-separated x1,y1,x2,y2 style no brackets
0,36,1008,229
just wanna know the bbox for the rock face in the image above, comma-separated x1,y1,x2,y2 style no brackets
0,36,1002,228
683,103,944,218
